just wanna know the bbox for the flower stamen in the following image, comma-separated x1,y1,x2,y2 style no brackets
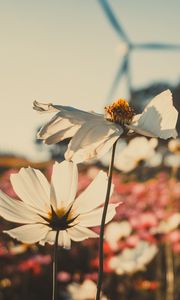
45,206,78,231
105,98,135,125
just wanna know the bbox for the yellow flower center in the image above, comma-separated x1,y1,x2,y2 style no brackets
104,98,135,125
45,206,77,231
48,208,73,220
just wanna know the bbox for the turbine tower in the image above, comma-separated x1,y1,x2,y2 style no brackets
99,0,180,102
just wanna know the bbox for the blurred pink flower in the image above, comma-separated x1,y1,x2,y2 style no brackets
57,271,71,282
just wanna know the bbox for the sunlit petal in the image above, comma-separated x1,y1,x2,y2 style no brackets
65,119,121,163
4,224,50,244
0,190,45,224
67,225,98,241
10,167,50,213
34,102,101,144
58,231,71,249
51,161,78,209
74,171,113,214
77,204,117,227
127,90,178,139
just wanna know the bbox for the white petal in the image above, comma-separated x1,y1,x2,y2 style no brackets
58,231,71,249
127,110,162,138
0,190,45,224
128,90,178,139
40,230,56,245
73,171,114,214
67,225,98,241
77,204,117,227
48,104,99,123
40,230,71,248
65,119,121,163
4,224,50,244
10,167,50,213
51,161,78,209
33,100,59,113
38,117,81,144
34,102,101,144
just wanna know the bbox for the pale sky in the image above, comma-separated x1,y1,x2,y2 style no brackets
0,0,180,161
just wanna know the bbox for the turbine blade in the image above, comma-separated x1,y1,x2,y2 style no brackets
135,43,180,50
106,56,128,103
98,0,129,43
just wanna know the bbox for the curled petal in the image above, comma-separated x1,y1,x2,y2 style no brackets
65,119,121,163
37,116,81,144
33,101,58,113
34,102,101,144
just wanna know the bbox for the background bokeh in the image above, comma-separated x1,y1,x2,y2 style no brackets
0,1,180,299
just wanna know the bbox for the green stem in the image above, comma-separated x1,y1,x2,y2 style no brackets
155,246,163,300
52,230,60,300
96,140,118,300
165,242,174,300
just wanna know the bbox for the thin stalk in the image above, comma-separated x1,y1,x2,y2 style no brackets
165,242,174,300
96,140,118,300
52,230,60,300
155,246,163,300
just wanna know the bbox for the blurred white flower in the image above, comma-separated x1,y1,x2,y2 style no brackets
151,213,180,234
67,279,107,300
0,161,117,249
98,139,127,168
105,221,132,251
164,138,180,168
109,241,158,275
168,139,180,154
164,154,180,168
146,152,163,167
114,137,158,172
33,90,178,163
8,243,29,255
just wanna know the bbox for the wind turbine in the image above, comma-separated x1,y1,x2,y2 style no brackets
98,0,180,102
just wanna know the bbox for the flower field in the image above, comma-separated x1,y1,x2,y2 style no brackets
0,157,179,300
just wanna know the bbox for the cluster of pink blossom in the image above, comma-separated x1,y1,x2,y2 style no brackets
112,172,180,253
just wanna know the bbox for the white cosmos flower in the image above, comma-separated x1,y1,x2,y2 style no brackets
109,241,158,275
33,90,178,163
0,161,117,249
114,137,158,172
